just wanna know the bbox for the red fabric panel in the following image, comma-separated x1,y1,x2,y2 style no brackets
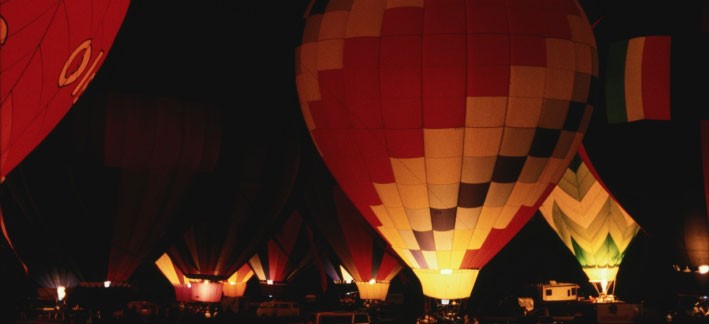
267,240,289,281
423,0,466,34
423,34,466,128
343,37,380,68
385,129,424,158
510,35,547,67
641,36,671,120
343,69,383,129
376,253,402,280
468,34,510,66
382,7,423,36
508,6,548,35
467,65,510,97
466,3,508,34
538,8,572,39
380,36,422,129
311,70,351,129
354,130,395,183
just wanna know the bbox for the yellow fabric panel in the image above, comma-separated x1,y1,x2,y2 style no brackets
249,255,267,281
407,207,432,231
546,38,576,70
379,225,408,249
345,0,386,38
518,156,547,184
395,248,419,269
155,254,183,285
537,155,567,185
398,183,430,209
391,157,426,185
475,206,500,232
399,229,421,250
625,37,646,122
506,97,543,128
425,157,462,185
452,229,474,251
465,97,507,127
422,250,439,269
428,183,460,209
386,0,423,8
317,39,344,71
574,43,594,75
468,225,493,250
484,182,515,208
450,250,466,269
413,269,479,300
539,99,569,129
371,204,396,228
424,128,464,158
454,207,481,230
434,230,454,251
461,156,496,183
509,66,546,98
567,14,596,47
554,168,580,199
463,127,503,157
576,164,596,198
436,250,452,269
319,10,350,40
544,68,575,101
493,205,519,229
499,127,535,157
505,181,537,208
387,205,412,229
295,43,321,97
374,182,403,207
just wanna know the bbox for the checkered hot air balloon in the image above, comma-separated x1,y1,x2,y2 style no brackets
295,0,598,300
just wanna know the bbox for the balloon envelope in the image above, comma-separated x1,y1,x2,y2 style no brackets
295,0,597,299
0,0,130,179
539,145,640,298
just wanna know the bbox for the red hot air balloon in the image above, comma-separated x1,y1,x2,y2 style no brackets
0,0,130,179
295,0,597,300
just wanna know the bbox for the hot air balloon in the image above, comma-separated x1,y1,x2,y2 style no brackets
538,145,640,302
0,0,130,179
299,148,403,301
295,0,598,300
248,210,315,299
165,109,302,303
0,91,220,309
